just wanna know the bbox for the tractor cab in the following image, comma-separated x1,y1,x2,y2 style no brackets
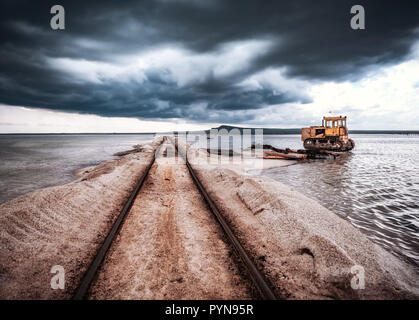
322,116,349,137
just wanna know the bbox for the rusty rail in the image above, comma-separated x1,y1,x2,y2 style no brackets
72,139,163,300
171,137,277,300
73,136,276,300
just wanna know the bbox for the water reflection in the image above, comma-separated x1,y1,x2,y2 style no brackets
261,134,419,272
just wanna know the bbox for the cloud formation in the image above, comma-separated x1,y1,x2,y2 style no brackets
0,0,418,126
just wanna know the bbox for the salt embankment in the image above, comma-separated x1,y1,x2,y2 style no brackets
176,138,419,299
0,138,163,299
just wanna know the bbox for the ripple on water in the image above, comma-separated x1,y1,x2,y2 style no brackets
261,134,419,273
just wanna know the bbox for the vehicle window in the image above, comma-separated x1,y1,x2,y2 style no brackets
326,121,332,128
338,120,342,126
333,121,337,128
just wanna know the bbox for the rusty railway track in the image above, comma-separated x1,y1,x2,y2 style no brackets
72,136,277,300
72,139,164,300
171,137,277,300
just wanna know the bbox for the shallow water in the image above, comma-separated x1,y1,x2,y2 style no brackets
261,134,419,272
0,134,154,204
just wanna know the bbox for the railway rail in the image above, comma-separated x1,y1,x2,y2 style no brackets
172,137,277,300
72,136,277,300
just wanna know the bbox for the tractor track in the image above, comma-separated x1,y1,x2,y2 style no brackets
72,136,277,300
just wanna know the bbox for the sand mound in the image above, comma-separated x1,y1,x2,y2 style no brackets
112,141,155,156
177,137,419,299
0,138,162,299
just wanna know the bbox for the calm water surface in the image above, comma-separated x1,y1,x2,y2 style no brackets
0,134,154,204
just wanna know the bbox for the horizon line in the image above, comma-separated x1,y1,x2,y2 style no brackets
1,129,419,135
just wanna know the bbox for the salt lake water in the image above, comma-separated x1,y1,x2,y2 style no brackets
0,134,154,204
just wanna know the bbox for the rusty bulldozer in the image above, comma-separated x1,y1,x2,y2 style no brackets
301,116,355,152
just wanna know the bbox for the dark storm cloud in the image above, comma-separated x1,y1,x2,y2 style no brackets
0,0,418,122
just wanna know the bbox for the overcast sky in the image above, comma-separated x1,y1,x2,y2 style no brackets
1,0,419,132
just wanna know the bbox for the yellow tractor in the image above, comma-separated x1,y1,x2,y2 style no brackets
301,116,355,152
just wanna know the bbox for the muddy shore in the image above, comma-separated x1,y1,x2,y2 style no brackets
0,136,418,299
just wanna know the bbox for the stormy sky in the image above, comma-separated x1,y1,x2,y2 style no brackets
1,0,419,132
